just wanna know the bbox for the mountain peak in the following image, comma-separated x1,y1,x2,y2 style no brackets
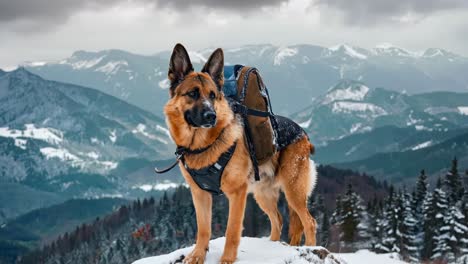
328,43,354,50
422,48,453,58
372,43,418,57
6,67,39,80
274,46,299,65
327,44,368,60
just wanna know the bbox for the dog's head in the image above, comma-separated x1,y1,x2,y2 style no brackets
164,44,232,137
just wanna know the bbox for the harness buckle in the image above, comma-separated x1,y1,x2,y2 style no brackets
232,102,248,115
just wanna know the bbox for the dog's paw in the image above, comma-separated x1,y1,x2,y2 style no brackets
219,254,236,264
219,260,235,264
183,248,206,264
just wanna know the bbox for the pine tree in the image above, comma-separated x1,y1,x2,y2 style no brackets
462,190,468,259
368,196,384,249
412,169,428,258
441,205,468,261
431,185,450,261
332,194,343,225
421,190,434,260
400,190,419,262
414,170,428,212
375,186,403,254
320,210,330,247
445,157,463,205
357,203,371,248
309,194,326,245
339,184,364,245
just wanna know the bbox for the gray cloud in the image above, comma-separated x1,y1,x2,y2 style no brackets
315,0,468,25
2,0,468,30
0,0,123,24
155,0,286,10
0,0,285,28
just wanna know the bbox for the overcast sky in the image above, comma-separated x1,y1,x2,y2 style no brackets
1,0,468,69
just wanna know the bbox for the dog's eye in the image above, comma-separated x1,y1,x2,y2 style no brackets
209,91,216,100
187,90,199,99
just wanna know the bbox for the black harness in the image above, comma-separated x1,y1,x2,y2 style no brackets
155,129,238,195
182,143,237,195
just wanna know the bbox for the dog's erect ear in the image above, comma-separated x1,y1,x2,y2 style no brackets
201,48,224,90
168,43,193,96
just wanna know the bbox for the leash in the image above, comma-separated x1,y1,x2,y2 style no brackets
154,129,225,174
154,149,185,174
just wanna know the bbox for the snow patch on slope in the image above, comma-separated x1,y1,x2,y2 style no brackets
0,124,63,144
40,147,118,171
156,125,171,138
95,60,128,75
132,237,343,264
109,130,117,143
411,141,433,150
132,124,168,144
274,47,298,65
188,51,207,63
350,123,362,133
132,181,182,192
69,56,105,70
14,138,27,150
458,106,468,115
298,118,312,128
40,147,80,162
324,85,369,103
331,102,387,117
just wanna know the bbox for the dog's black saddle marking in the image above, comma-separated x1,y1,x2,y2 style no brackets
275,115,307,150
182,142,237,196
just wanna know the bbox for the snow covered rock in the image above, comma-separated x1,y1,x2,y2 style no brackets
132,237,344,264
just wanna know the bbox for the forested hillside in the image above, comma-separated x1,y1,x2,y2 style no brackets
15,165,386,264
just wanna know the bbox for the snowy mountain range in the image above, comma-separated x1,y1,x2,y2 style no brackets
333,131,468,181
315,125,468,165
1,68,466,196
293,79,468,145
2,45,468,224
0,68,173,220
0,68,171,182
23,43,468,115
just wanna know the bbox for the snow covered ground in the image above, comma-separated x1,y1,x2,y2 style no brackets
132,237,407,264
337,250,406,264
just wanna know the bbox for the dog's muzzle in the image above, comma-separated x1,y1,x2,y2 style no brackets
184,108,217,128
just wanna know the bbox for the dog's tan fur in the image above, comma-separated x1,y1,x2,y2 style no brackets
164,44,317,264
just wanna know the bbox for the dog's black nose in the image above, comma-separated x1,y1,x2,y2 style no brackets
203,111,216,123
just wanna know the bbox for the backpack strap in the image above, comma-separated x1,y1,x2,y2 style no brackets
237,67,262,182
239,67,257,102
231,101,271,117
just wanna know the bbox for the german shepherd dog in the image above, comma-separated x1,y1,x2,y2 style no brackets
164,44,317,264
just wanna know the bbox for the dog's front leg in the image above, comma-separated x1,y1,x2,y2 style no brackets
220,184,247,264
184,186,212,264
